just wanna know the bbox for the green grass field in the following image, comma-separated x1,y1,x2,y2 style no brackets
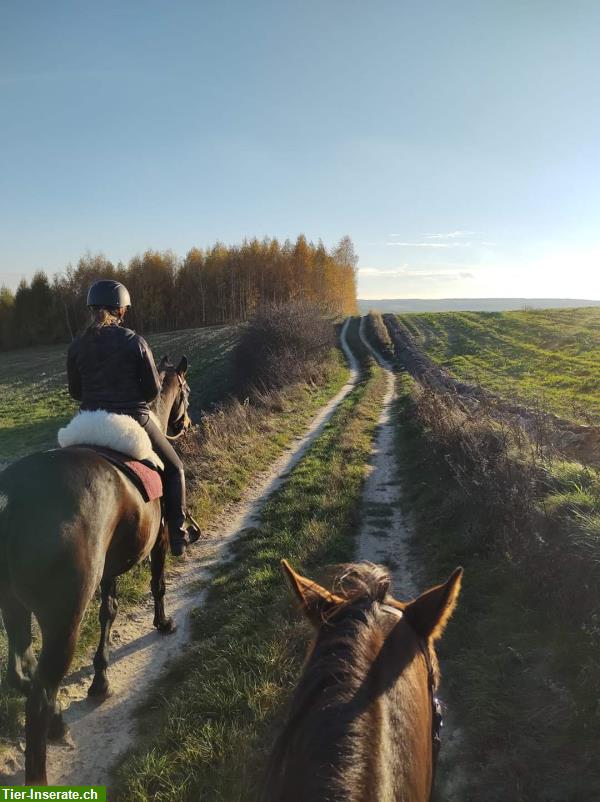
398,307,600,423
0,325,240,461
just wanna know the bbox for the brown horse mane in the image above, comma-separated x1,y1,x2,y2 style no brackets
262,562,434,802
330,561,391,607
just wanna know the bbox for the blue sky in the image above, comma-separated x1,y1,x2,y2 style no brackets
1,0,599,299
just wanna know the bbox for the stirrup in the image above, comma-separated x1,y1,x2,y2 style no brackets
186,513,202,545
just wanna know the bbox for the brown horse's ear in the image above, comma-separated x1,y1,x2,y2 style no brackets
404,567,463,642
281,560,344,628
158,355,170,372
176,355,188,377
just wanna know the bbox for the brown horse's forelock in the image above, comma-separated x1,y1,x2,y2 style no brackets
263,563,425,802
331,561,391,606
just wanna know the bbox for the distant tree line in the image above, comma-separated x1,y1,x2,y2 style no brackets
0,236,358,351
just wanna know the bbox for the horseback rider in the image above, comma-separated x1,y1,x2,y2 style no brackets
66,279,200,557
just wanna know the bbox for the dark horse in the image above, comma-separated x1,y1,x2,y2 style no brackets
262,560,463,802
0,355,190,785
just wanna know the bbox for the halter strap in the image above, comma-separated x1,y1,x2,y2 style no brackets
418,637,442,801
379,603,403,618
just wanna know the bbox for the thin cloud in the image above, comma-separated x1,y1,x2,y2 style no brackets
386,241,472,248
413,271,472,280
424,230,475,240
385,230,499,249
359,266,476,280
359,266,408,276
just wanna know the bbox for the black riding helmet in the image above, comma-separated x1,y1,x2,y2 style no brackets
87,280,131,309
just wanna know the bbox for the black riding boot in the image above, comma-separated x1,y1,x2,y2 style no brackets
163,464,200,556
140,416,201,557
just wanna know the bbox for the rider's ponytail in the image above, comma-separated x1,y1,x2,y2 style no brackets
85,306,124,335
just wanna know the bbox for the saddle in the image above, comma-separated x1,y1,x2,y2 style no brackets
57,411,163,502
71,445,163,502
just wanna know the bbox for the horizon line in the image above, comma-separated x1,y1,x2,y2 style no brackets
358,295,600,302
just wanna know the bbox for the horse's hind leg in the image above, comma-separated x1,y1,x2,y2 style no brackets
26,623,77,785
88,578,117,699
151,529,176,634
1,596,38,695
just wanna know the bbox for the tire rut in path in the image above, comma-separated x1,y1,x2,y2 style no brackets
355,316,420,597
0,318,359,788
355,316,466,801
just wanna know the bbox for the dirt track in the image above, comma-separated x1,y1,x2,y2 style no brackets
0,319,360,788
356,318,466,801
356,316,420,597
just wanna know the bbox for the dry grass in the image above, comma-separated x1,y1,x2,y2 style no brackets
365,310,394,360
178,358,347,529
396,375,600,800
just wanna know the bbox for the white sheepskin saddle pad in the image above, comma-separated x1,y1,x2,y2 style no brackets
58,411,164,470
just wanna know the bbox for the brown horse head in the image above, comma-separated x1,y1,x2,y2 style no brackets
262,560,462,802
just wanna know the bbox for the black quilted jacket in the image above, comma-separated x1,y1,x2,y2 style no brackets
67,324,161,414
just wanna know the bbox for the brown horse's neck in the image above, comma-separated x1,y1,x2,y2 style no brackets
263,609,433,802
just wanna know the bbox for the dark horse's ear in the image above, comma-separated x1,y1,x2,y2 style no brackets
281,560,344,628
158,355,170,372
404,567,463,642
176,355,188,377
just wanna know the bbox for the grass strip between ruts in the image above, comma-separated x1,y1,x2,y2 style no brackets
114,318,388,802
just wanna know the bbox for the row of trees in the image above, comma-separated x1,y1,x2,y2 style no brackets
0,236,358,350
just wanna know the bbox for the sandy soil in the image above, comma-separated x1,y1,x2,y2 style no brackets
0,319,359,788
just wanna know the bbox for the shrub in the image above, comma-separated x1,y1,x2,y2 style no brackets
365,310,394,360
233,301,335,392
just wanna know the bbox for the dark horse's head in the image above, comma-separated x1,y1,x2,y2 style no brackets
155,355,191,439
262,560,463,802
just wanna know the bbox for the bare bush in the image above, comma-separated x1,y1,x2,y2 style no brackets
412,383,543,556
365,311,394,360
233,301,335,392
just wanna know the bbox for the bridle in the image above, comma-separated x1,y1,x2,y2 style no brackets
379,603,442,801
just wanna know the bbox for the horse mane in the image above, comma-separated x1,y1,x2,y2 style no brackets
262,563,422,802
329,561,391,607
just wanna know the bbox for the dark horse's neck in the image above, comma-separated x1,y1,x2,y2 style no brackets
150,374,178,434
262,608,432,802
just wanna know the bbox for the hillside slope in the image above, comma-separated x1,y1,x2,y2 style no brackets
0,325,240,461
397,307,600,424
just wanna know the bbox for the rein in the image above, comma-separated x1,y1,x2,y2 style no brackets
380,603,442,801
